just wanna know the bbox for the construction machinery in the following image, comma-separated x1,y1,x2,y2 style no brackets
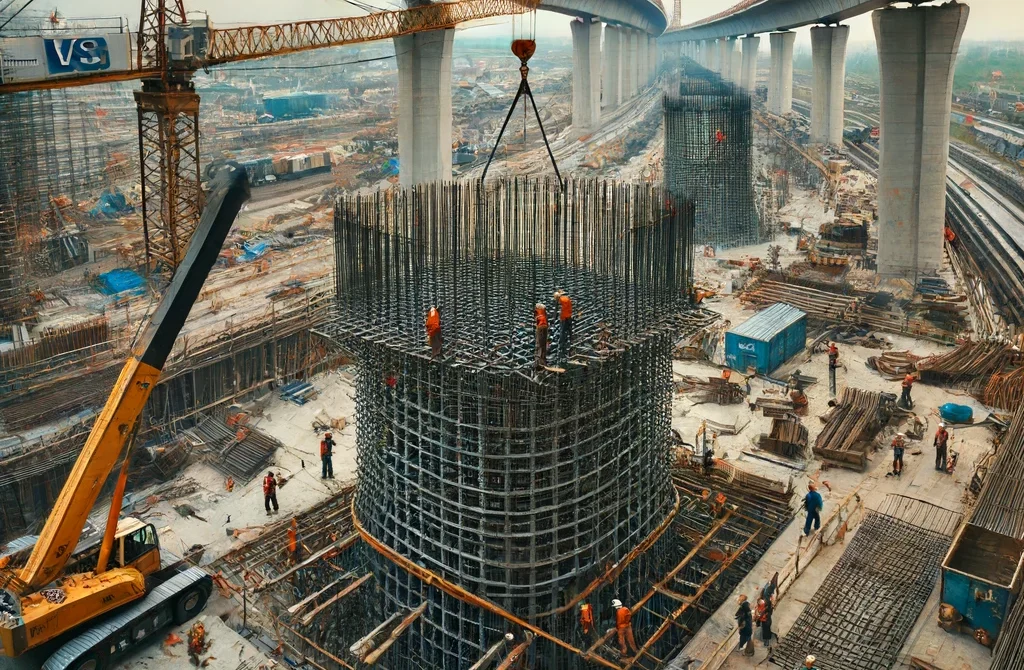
0,163,250,669
0,0,539,272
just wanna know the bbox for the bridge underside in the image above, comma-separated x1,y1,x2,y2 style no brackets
661,0,888,42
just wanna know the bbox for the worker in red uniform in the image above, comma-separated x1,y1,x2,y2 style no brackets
535,303,549,367
721,368,732,381
827,342,839,398
934,423,950,472
263,470,279,515
612,598,639,657
425,305,442,359
287,518,300,564
579,601,595,641
944,225,956,245
900,372,916,409
320,431,335,479
553,290,573,360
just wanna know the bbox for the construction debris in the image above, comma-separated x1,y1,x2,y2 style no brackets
758,415,808,459
867,350,922,379
915,339,1018,386
676,375,747,404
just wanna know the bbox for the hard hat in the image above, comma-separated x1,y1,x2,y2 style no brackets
612,599,622,608
505,633,514,642
806,656,816,664
325,432,332,437
536,303,545,309
579,602,586,609
939,422,945,428
897,432,905,438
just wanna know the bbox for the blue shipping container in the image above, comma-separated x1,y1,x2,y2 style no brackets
941,523,1023,640
724,302,806,375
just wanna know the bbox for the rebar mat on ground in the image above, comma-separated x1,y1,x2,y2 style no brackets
771,495,961,670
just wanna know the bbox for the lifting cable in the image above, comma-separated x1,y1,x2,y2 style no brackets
481,10,562,184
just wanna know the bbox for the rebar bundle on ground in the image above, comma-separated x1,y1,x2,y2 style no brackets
771,495,960,670
663,63,760,250
332,177,704,668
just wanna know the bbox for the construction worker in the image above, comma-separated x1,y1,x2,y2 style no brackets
612,598,639,657
802,655,819,669
756,597,774,651
579,601,595,640
535,303,549,367
900,372,916,409
225,476,234,493
944,225,956,245
889,433,907,478
426,305,442,359
264,470,279,515
735,594,754,655
320,431,335,479
935,423,950,471
554,290,573,360
287,518,300,564
803,482,823,537
827,342,839,398
721,368,732,382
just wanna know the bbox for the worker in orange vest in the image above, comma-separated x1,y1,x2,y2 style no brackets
553,290,573,360
900,372,915,409
579,601,595,640
263,470,279,516
721,368,732,381
320,431,335,479
944,225,956,244
612,598,639,657
287,518,300,564
535,303,549,367
425,306,442,359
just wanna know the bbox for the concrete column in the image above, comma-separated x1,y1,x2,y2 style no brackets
638,33,649,89
702,39,714,68
728,38,742,84
623,30,637,98
395,28,453,186
810,25,850,145
570,18,602,133
649,37,658,83
740,35,760,92
603,25,622,109
717,39,729,75
767,31,795,115
874,3,969,279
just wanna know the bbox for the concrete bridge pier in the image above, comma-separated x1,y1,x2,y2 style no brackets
810,25,849,145
702,39,714,69
728,37,742,84
623,29,638,98
570,18,602,133
767,30,795,115
395,28,454,186
638,32,649,89
603,25,622,109
648,37,658,83
717,38,730,76
740,35,759,93
874,3,969,279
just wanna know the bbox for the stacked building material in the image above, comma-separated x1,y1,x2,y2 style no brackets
983,367,1024,412
758,416,808,459
867,350,922,379
676,375,747,404
772,495,961,670
186,413,282,483
915,339,1018,386
813,387,895,470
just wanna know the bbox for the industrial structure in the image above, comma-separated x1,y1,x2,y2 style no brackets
663,63,760,249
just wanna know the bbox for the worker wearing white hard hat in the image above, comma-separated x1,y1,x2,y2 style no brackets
935,422,951,472
804,655,818,668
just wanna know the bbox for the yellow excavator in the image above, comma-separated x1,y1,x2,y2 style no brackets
0,164,250,670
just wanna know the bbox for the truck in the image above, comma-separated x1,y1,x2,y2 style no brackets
0,163,250,670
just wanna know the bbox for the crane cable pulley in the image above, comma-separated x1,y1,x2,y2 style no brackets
481,14,562,184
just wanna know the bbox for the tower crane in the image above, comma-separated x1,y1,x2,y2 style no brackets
0,0,540,271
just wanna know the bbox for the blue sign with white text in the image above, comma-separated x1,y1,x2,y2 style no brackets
44,37,110,75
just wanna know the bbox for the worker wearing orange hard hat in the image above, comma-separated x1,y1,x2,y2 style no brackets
320,431,335,479
553,290,573,361
426,306,442,359
613,599,639,657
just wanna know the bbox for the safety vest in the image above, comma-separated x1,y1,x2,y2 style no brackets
615,606,631,629
903,374,914,388
936,429,949,447
320,439,333,457
426,308,441,336
535,306,548,329
557,294,573,320
263,475,276,496
580,603,594,628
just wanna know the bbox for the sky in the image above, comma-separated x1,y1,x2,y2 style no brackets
45,0,1024,47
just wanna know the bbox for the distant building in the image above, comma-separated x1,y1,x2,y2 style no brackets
262,92,335,120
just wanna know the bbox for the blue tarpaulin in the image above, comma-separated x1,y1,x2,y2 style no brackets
97,268,146,296
89,189,134,219
239,239,271,262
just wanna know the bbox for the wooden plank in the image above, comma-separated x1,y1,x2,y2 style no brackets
300,572,372,626
468,638,509,670
256,531,359,592
350,611,403,660
286,576,347,616
364,602,428,665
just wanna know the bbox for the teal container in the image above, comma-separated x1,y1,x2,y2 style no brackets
724,303,807,375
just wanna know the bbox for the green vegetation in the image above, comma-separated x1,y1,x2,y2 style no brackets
952,44,1024,94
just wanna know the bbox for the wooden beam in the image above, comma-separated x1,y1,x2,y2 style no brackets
351,612,403,660
364,602,428,665
468,638,509,670
299,572,372,626
495,634,534,670
256,532,359,592
287,576,348,616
